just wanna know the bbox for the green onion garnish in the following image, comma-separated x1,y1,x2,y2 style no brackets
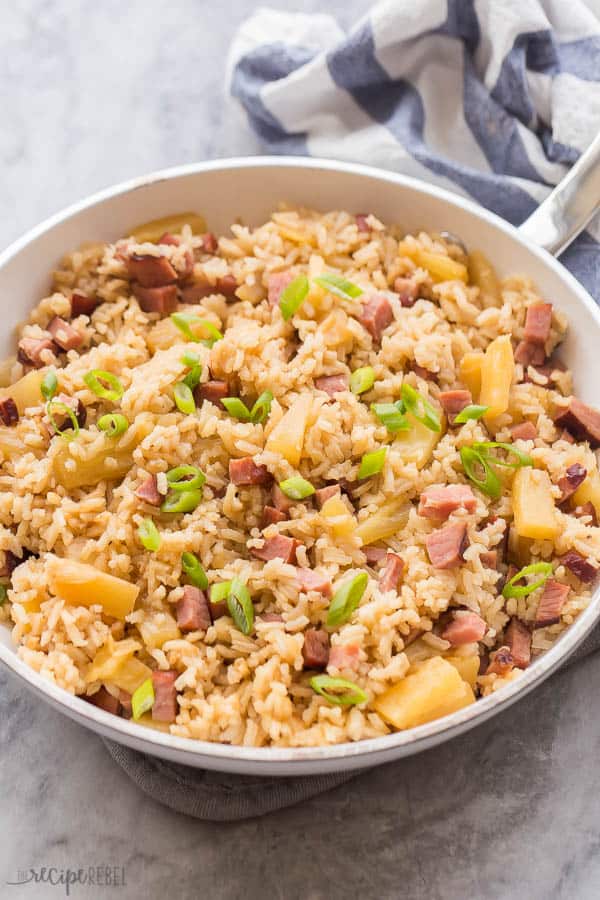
327,572,369,627
400,383,441,432
310,675,367,706
226,577,254,635
210,581,231,605
502,562,554,599
221,397,252,422
371,402,409,434
279,274,309,321
181,552,209,590
314,273,363,300
459,446,502,499
46,399,80,441
181,349,201,367
173,382,196,415
473,441,533,469
40,370,58,402
0,584,8,606
350,366,375,396
250,391,273,424
138,518,160,551
83,369,124,403
183,364,202,391
358,447,387,479
97,413,129,437
171,313,223,347
161,490,202,514
453,404,489,424
166,465,206,493
131,678,155,720
279,476,315,500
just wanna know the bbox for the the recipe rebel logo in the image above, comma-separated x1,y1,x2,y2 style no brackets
6,865,127,895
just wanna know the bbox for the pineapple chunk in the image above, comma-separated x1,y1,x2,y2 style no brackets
507,528,533,567
374,656,475,729
480,335,514,421
147,315,217,353
86,637,140,684
265,394,312,468
53,423,150,489
394,412,442,468
573,468,600,518
445,654,480,688
356,498,410,545
0,369,45,415
138,614,181,650
399,244,468,283
512,467,559,540
48,558,139,619
320,494,356,538
112,657,154,694
128,212,206,243
468,250,501,308
459,351,484,401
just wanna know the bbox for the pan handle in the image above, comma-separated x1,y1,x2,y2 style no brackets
518,130,600,257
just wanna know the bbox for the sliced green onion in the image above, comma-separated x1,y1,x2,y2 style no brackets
400,383,441,432
0,584,8,606
279,274,309,321
171,313,223,347
40,370,58,402
453,404,489,424
161,490,202,514
314,273,363,300
473,441,533,469
221,397,251,422
226,577,254,635
250,391,273,424
310,675,367,706
358,447,387,479
131,678,155,720
138,518,160,551
97,413,129,437
83,369,124,403
46,399,80,441
173,382,196,415
327,572,369,627
350,366,375,396
181,552,209,590
279,476,315,500
210,581,231,605
166,465,206,493
459,446,502,499
502,562,554,599
371,401,409,434
181,349,201,367
183,364,202,391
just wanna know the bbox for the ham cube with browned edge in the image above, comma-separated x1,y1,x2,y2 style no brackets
295,567,332,597
535,580,570,627
524,302,553,345
426,521,468,569
135,475,161,507
418,485,476,520
441,611,486,646
302,629,330,669
439,389,472,425
557,463,587,503
504,618,531,669
47,316,83,351
176,585,211,632
268,271,295,306
314,374,349,397
357,294,393,342
251,535,300,564
560,550,598,584
151,670,178,723
229,457,271,486
126,254,177,288
554,399,600,448
132,283,178,314
328,644,360,672
379,553,404,593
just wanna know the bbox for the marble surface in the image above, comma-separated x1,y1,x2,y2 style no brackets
1,2,600,898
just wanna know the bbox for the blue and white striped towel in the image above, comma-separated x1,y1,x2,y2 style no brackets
228,0,600,298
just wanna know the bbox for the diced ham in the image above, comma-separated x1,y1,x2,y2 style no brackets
315,484,340,508
195,380,229,408
559,429,575,444
510,421,537,441
554,398,600,448
47,316,83,351
87,686,121,716
480,550,497,568
151,670,178,723
535,579,570,628
251,534,299,564
426,521,468,569
379,552,404,593
364,546,387,566
0,550,19,578
560,550,598,584
118,690,132,718
132,282,178,314
125,253,177,288
0,397,18,427
217,274,238,299
573,502,598,526
505,618,531,669
262,505,288,527
357,293,393,342
524,301,553,345
158,232,180,246
181,279,213,303
176,585,211,632
295,567,332,597
135,474,161,507
328,644,360,672
514,340,546,367
418,484,476,520
393,276,419,308
229,457,271,486
268,271,295,306
486,647,514,676
54,393,87,429
314,374,348,397
439,389,472,425
441,611,486,646
259,612,284,623
355,214,371,233
70,292,100,317
209,589,228,620
201,232,218,254
302,629,330,669
17,337,55,368
272,484,294,513
524,360,564,387
557,463,587,503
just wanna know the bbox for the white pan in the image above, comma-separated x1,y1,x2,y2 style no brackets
1,144,599,775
